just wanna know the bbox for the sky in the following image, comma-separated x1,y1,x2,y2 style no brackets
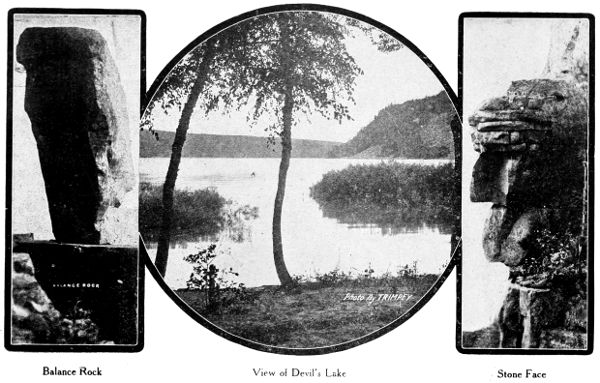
147,13,450,143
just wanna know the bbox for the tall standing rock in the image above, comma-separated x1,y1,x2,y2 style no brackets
17,27,135,245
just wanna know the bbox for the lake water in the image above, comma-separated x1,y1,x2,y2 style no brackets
140,157,454,289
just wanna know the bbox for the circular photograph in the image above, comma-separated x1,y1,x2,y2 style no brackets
140,6,460,353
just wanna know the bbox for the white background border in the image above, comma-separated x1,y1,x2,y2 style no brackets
1,0,598,381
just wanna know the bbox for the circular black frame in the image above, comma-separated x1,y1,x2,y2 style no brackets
141,3,461,355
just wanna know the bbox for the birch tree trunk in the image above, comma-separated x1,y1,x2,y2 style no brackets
155,45,215,277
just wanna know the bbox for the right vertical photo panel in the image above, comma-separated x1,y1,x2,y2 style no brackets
459,14,593,352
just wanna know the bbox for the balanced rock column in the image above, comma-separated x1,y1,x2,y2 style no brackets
17,27,135,245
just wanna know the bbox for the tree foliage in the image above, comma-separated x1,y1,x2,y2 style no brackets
142,11,403,282
142,12,401,135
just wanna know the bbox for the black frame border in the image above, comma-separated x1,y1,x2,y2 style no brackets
140,3,462,355
456,11,595,355
4,7,147,353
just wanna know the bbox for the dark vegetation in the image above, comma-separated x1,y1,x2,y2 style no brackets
139,182,258,242
53,308,101,344
176,243,440,347
309,162,457,233
512,228,588,332
140,131,341,158
511,229,587,289
328,91,456,159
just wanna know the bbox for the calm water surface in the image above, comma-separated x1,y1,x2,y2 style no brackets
141,157,453,289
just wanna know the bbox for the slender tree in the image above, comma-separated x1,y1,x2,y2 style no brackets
142,32,239,276
225,13,363,287
151,44,216,277
143,20,271,276
144,12,376,285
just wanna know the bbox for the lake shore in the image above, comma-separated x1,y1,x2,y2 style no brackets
141,157,453,289
175,273,439,348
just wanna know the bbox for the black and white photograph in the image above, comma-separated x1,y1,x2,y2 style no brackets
459,15,593,352
141,6,459,352
5,10,144,350
0,1,599,382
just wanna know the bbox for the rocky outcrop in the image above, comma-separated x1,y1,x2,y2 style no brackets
17,27,135,245
11,252,101,344
468,19,589,349
12,252,62,344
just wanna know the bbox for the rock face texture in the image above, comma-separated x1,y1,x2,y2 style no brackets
17,27,134,245
12,251,101,344
468,20,589,348
11,252,62,344
471,77,587,268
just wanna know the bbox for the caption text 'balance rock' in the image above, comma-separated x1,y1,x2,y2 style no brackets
17,27,135,245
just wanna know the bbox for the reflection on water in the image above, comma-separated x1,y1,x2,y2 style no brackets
317,201,454,235
169,204,259,246
141,157,453,289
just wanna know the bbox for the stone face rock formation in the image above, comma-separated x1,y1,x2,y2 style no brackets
17,27,135,245
470,78,586,267
468,19,589,348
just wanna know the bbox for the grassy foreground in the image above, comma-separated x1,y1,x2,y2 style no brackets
175,273,439,348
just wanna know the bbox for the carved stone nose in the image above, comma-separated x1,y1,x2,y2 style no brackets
471,152,521,204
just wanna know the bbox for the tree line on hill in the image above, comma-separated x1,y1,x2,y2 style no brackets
141,91,455,160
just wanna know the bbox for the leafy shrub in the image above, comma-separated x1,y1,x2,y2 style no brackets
184,244,251,312
512,229,586,290
397,261,420,279
291,274,310,284
302,261,428,289
314,268,353,286
56,307,100,344
360,263,375,280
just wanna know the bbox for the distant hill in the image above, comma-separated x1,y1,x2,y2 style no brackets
328,91,456,159
141,91,457,159
140,130,341,158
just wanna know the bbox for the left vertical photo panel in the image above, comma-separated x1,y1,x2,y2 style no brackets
5,9,145,351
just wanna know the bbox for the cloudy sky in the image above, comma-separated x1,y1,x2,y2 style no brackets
148,14,450,143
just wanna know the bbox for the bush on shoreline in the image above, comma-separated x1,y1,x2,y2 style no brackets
139,182,226,241
309,162,457,232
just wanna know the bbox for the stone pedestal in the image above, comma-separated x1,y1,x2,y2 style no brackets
14,238,138,344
